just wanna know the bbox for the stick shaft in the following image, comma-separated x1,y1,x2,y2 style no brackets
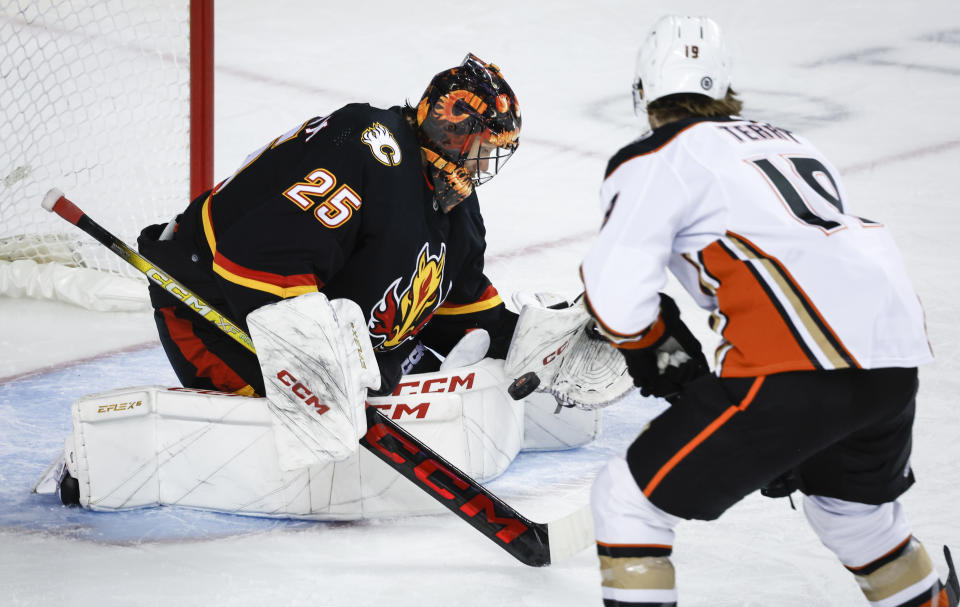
45,191,255,353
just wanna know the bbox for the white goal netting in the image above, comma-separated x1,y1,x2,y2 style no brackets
0,0,199,310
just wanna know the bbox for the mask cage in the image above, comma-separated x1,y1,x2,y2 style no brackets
462,135,517,187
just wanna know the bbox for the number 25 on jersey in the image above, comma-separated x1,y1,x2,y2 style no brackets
283,168,363,229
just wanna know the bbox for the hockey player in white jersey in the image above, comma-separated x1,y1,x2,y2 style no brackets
581,15,957,607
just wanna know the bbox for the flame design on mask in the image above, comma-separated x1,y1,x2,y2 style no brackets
434,90,488,124
422,148,474,198
368,243,447,350
416,97,430,125
486,129,520,149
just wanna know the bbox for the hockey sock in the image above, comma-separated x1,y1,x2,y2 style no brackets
847,536,946,607
597,542,676,607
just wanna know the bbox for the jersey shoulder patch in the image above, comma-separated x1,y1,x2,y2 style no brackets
327,104,415,168
360,121,403,166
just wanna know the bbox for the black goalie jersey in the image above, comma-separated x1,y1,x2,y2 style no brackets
139,103,514,396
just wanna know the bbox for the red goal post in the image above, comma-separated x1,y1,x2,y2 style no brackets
0,0,213,311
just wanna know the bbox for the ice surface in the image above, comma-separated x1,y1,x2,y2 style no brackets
2,1,959,605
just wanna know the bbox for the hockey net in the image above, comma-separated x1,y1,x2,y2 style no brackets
0,1,212,311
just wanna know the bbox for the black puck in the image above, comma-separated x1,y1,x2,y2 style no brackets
508,371,540,400
59,471,80,506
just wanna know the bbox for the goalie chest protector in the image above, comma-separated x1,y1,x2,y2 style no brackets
140,103,501,392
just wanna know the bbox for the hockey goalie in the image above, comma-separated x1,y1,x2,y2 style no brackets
33,55,636,521
34,291,628,520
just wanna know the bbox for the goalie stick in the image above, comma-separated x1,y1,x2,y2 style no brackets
41,188,593,567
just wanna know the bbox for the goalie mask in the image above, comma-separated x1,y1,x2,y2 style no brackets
415,53,521,213
632,15,731,116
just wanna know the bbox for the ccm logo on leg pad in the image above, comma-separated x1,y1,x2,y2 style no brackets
277,369,330,416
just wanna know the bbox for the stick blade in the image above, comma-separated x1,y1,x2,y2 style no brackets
547,504,595,564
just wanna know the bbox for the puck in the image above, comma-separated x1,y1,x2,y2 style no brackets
59,471,80,506
508,371,540,400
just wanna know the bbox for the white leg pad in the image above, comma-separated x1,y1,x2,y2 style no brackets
52,359,526,519
521,391,601,451
66,386,282,511
373,358,524,483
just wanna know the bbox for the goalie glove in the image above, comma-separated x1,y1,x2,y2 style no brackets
605,293,709,400
505,291,633,409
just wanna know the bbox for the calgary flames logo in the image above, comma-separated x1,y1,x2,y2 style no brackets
369,243,446,350
361,122,402,166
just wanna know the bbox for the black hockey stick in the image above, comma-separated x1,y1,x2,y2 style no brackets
41,188,592,567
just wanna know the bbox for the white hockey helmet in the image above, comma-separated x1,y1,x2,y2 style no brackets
633,15,731,113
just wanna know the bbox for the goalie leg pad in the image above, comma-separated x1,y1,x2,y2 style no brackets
521,391,601,451
56,386,292,512
296,359,525,518
247,293,380,469
45,360,524,520
370,358,524,482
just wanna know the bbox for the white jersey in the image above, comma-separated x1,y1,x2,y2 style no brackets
581,116,932,377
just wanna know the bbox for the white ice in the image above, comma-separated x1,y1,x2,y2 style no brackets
2,1,959,605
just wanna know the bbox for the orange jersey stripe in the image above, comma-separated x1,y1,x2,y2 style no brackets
701,241,818,376
159,306,255,395
212,252,319,299
643,376,765,498
727,232,859,369
434,285,502,316
614,317,665,350
213,251,318,290
201,196,319,298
